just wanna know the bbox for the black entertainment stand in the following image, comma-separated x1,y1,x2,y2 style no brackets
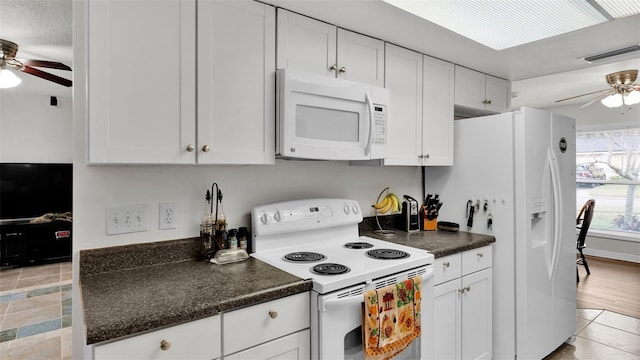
0,220,72,267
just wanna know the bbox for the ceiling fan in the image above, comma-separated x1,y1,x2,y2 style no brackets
0,38,72,88
555,70,640,108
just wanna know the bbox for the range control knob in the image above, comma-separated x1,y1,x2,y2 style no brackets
274,210,282,222
343,205,351,214
352,205,359,215
260,213,268,224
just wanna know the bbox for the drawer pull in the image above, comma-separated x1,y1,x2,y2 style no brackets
477,253,484,258
443,262,450,268
160,339,171,351
268,310,278,319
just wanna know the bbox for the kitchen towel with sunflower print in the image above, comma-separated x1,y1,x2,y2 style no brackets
363,276,422,360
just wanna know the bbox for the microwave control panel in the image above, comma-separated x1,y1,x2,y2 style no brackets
371,105,387,145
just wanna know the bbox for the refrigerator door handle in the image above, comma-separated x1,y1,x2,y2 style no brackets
548,149,563,279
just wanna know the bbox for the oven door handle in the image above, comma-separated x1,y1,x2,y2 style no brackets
321,268,434,312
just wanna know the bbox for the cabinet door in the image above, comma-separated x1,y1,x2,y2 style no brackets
93,315,221,360
461,268,493,360
197,0,275,164
454,65,485,111
383,43,423,166
336,29,384,86
485,75,511,113
434,279,462,360
225,329,310,360
88,0,196,164
276,9,336,77
422,56,454,166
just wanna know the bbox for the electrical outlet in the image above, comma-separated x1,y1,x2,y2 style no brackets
106,204,149,235
159,203,177,230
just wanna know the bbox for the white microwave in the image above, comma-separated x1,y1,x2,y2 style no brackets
276,69,390,160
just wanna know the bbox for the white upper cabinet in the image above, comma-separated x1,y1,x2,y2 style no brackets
87,0,275,165
422,55,454,166
382,44,423,166
336,29,384,86
454,65,510,116
484,75,511,113
382,46,454,166
87,0,196,164
277,9,384,87
197,0,275,164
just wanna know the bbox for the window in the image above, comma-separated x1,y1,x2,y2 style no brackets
576,127,640,239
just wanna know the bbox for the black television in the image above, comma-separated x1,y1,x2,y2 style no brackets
0,163,72,221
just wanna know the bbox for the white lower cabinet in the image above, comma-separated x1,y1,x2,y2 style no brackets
433,246,493,360
223,292,310,359
92,293,310,360
93,315,221,360
224,329,310,360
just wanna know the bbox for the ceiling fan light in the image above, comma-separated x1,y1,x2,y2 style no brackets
625,90,640,105
0,68,22,88
600,93,623,108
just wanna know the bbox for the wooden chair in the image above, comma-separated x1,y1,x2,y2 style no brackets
576,199,595,282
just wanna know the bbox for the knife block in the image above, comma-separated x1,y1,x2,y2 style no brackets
423,218,437,231
421,207,437,231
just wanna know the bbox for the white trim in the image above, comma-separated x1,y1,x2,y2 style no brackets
577,122,640,132
582,248,640,263
585,229,640,243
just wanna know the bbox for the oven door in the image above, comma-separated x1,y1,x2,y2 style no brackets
312,266,434,360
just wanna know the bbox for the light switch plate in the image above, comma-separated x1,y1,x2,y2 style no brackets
106,204,149,235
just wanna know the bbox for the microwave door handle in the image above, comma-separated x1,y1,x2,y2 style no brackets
364,92,374,157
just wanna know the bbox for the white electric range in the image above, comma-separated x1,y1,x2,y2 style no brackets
251,198,435,360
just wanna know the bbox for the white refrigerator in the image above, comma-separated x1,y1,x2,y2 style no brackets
426,107,576,359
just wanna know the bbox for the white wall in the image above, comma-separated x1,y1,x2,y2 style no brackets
546,103,640,262
0,93,72,163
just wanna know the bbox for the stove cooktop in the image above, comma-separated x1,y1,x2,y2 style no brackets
251,199,434,294
252,235,433,294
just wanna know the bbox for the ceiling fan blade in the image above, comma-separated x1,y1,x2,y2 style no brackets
21,65,72,87
579,92,613,108
18,58,71,71
555,89,611,103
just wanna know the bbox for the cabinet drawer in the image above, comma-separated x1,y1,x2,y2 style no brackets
93,315,221,360
462,245,492,275
223,292,310,355
434,253,462,285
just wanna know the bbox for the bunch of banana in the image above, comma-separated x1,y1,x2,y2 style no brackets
373,193,402,214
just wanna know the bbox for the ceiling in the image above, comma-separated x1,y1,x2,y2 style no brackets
1,0,639,109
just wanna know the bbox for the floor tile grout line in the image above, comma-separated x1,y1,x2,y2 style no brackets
575,332,640,357
589,320,640,337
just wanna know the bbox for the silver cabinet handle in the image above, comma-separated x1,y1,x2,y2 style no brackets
186,144,195,152
465,286,471,292
443,262,450,268
330,64,338,72
268,310,278,319
339,66,346,73
477,253,484,258
202,145,210,153
160,339,171,351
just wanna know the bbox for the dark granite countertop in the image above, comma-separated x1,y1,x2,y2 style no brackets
363,228,495,258
359,215,495,258
80,238,311,345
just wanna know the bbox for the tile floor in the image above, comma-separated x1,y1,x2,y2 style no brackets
1,261,639,360
545,309,640,359
0,262,72,360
